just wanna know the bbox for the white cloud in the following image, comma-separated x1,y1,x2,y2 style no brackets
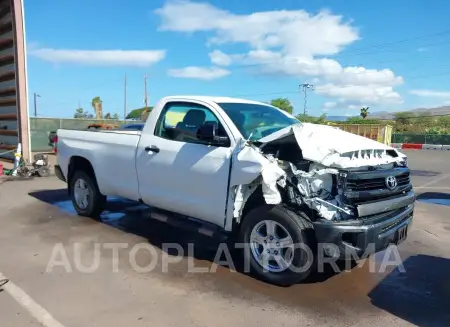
29,48,166,66
209,50,232,66
155,0,403,105
323,101,337,109
316,83,403,105
155,1,358,55
410,89,450,98
167,66,230,80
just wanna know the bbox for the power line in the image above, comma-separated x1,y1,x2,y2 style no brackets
124,73,127,120
36,29,450,110
335,39,450,58
40,68,450,112
338,29,450,54
222,41,450,72
214,29,450,71
230,70,450,99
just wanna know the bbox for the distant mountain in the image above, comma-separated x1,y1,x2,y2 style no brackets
325,115,353,121
323,106,450,121
369,106,450,119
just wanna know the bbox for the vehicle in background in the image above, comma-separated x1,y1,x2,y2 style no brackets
119,123,144,131
52,96,414,286
87,123,120,130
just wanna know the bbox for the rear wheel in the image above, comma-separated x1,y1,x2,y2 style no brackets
239,205,316,286
70,170,106,218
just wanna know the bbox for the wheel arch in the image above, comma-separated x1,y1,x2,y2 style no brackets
68,156,98,194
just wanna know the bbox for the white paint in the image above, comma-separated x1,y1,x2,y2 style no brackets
56,95,411,232
422,144,443,150
259,123,404,168
0,272,66,327
416,174,450,189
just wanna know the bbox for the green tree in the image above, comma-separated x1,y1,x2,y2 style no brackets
295,113,327,124
270,98,293,114
360,107,369,119
73,107,93,118
104,112,112,119
315,113,327,124
126,107,153,119
91,96,103,119
437,116,450,129
394,112,414,125
112,113,119,120
346,117,382,124
415,112,434,128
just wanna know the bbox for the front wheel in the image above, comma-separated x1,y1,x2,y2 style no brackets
239,205,316,286
70,170,106,218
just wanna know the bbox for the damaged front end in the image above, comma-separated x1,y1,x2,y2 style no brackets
230,122,413,224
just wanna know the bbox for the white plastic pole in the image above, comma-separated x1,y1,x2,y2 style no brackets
11,143,22,176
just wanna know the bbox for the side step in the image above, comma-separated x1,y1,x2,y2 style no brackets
145,207,230,242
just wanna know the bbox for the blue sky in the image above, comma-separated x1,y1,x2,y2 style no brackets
25,0,450,118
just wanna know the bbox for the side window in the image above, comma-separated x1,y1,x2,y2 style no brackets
154,102,229,145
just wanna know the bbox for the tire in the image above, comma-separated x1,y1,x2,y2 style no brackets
69,170,106,218
239,204,316,286
37,167,50,177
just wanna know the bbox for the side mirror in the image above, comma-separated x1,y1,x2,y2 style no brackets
197,122,229,146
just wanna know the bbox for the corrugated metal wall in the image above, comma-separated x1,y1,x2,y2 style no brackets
0,0,28,163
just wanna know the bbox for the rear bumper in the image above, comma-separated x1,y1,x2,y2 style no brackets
313,198,414,259
54,165,66,182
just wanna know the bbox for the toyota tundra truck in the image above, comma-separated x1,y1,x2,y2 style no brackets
53,96,414,286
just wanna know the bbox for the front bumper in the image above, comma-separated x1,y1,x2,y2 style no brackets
54,165,66,182
313,200,414,259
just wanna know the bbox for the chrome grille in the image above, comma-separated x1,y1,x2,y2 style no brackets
346,172,410,191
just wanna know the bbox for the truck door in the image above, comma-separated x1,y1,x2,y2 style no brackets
135,101,233,228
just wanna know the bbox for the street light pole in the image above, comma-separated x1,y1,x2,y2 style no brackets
33,93,41,117
300,83,314,116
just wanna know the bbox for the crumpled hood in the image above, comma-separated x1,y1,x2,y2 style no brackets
258,123,402,168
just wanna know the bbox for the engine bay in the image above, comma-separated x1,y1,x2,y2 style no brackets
233,132,410,223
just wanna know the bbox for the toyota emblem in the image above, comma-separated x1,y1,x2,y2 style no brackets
385,176,397,190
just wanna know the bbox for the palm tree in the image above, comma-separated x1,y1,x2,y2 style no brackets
91,96,103,119
360,107,369,119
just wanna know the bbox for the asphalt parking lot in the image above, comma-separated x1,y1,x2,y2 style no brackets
1,150,450,327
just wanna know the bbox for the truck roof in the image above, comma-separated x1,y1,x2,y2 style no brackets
161,95,271,106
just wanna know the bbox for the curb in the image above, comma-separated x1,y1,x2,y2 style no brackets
390,143,450,150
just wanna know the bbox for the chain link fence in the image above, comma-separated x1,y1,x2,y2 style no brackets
30,117,137,152
29,118,450,152
392,133,450,145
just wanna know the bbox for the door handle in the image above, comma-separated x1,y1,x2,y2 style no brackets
145,145,160,153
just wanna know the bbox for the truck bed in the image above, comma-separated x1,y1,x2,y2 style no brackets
57,129,142,201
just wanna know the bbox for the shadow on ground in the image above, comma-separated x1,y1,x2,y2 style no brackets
28,189,450,323
369,254,450,327
416,192,450,207
28,189,351,284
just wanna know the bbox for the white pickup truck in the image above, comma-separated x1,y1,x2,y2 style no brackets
54,96,415,286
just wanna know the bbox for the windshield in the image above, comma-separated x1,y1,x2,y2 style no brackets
218,102,299,140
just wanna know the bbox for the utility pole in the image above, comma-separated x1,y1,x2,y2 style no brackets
300,83,314,116
144,73,148,111
124,73,127,120
33,93,41,117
